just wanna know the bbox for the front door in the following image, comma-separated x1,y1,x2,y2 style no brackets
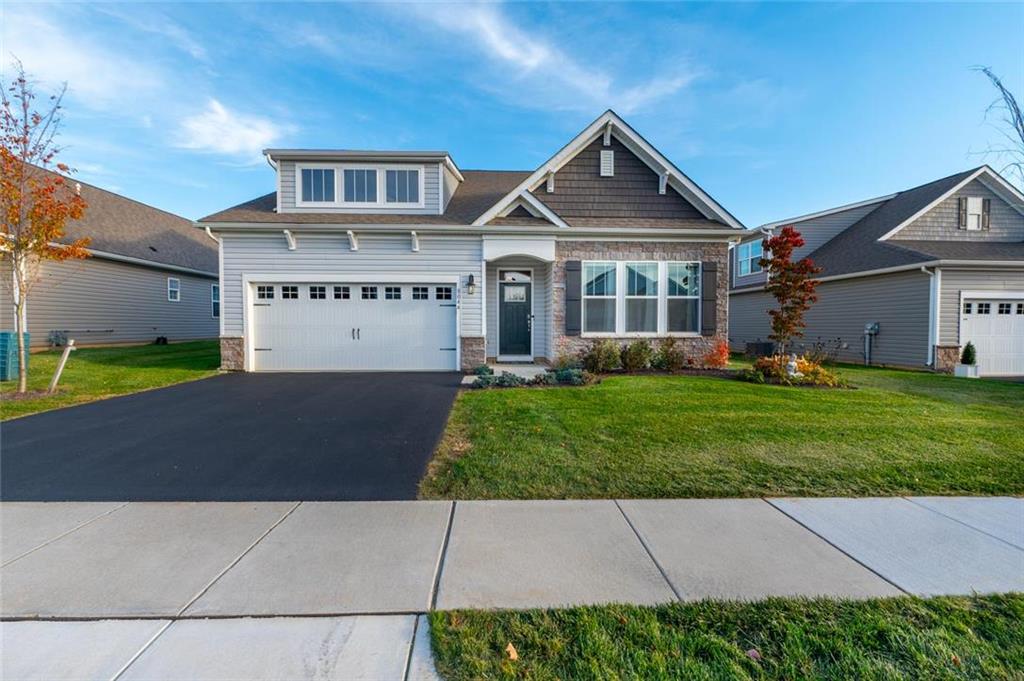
499,270,532,357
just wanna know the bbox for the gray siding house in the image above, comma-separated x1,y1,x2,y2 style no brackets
1,174,219,348
729,167,1024,377
198,111,745,372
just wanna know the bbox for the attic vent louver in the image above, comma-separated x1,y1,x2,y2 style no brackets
599,150,614,177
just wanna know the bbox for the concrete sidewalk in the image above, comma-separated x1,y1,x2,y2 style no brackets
2,497,1022,679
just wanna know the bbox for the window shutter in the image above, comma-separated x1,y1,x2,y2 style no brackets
700,262,718,337
599,150,614,177
982,198,991,230
565,261,582,336
958,197,967,229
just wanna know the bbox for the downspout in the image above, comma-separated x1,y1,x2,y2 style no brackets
266,153,280,213
921,266,940,367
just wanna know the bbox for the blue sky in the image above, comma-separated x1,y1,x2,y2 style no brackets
2,2,1021,226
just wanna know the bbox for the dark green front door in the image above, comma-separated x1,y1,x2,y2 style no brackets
499,280,532,356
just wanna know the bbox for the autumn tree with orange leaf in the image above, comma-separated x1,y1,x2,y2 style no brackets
1,61,89,393
760,226,821,355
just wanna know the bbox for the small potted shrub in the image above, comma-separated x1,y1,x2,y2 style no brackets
954,342,980,378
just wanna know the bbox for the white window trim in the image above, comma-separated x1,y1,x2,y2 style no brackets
167,277,180,302
294,163,338,207
581,260,702,338
294,163,426,209
624,261,659,336
965,196,983,231
736,241,763,277
211,283,220,319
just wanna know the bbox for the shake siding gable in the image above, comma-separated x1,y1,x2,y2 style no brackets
892,179,1024,241
531,136,705,220
219,233,484,338
729,270,932,367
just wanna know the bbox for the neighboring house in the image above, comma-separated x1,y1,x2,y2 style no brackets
1,172,219,348
729,166,1024,377
198,110,745,372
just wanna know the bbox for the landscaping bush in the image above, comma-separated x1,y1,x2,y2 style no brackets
651,337,685,372
740,354,844,387
582,339,622,373
702,339,730,369
552,351,582,371
473,364,494,376
621,339,654,372
961,341,977,366
553,368,594,386
530,372,559,386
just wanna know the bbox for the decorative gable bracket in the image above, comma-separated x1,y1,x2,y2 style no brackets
283,229,297,251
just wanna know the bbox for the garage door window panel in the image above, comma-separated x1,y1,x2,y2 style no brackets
282,286,298,300
334,286,350,300
978,303,990,314
436,286,453,300
413,286,428,300
385,286,402,300
362,286,378,300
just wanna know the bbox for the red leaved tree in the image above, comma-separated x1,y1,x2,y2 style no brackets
760,226,821,355
1,61,89,393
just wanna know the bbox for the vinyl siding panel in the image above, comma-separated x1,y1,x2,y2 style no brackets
220,233,483,338
485,259,551,360
729,270,931,366
278,161,441,215
938,268,1024,345
532,136,706,220
0,257,217,348
893,179,1024,241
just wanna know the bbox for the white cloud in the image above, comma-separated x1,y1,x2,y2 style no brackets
413,4,697,114
176,99,286,160
93,6,209,62
2,6,160,111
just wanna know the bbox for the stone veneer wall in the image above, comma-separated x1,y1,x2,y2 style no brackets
551,240,730,360
934,344,960,373
460,336,486,371
220,337,244,371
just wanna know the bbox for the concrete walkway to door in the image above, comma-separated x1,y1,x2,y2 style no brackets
2,497,1022,679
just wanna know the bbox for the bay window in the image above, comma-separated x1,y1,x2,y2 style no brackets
625,262,658,332
583,262,616,333
581,260,701,336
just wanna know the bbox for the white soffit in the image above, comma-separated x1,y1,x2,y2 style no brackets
483,236,556,262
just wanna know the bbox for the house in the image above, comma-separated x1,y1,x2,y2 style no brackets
729,166,1024,377
198,111,745,372
1,172,219,348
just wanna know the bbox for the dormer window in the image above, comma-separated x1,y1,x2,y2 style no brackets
386,169,419,204
343,169,377,203
300,168,335,203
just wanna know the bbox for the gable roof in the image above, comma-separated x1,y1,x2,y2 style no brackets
472,110,745,230
200,170,530,225
35,168,217,274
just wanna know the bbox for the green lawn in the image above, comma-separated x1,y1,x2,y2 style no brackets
0,341,220,420
419,365,1024,499
429,594,1024,680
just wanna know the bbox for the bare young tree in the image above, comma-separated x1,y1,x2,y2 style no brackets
1,60,89,393
975,66,1024,188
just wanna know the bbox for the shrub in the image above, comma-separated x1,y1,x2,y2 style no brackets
961,342,977,366
621,339,654,372
494,371,526,387
737,367,766,384
702,339,730,369
651,337,685,372
530,372,559,386
473,364,494,376
471,374,495,388
552,352,582,371
749,354,844,387
554,368,594,386
582,339,622,373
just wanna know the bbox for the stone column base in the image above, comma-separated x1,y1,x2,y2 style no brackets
934,344,960,373
460,337,486,372
220,337,245,371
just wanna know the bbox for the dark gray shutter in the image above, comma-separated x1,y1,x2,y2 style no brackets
982,198,991,230
701,262,718,337
958,197,967,229
565,260,582,336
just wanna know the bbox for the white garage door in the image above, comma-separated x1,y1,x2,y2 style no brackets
251,282,458,371
961,297,1024,376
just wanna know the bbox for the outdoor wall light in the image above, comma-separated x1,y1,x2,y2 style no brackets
466,274,477,295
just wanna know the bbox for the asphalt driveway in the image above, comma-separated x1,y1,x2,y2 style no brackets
1,373,462,501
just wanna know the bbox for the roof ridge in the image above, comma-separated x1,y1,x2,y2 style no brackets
39,165,192,224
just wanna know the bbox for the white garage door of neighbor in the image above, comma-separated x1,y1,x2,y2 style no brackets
251,282,458,371
960,297,1024,376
